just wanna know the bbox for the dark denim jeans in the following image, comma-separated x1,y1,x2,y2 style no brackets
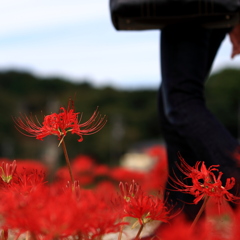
158,24,239,221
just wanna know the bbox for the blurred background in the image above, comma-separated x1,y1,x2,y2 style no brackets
0,0,240,172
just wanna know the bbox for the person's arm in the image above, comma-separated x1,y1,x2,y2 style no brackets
229,24,240,58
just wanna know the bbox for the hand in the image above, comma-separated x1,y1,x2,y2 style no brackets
229,24,240,58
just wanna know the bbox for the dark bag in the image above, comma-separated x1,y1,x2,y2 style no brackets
110,0,240,30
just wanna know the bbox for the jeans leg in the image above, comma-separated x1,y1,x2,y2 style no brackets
159,25,239,221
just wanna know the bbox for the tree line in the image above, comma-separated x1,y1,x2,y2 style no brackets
0,68,239,165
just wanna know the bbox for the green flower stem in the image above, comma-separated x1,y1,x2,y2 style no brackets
191,195,210,229
118,217,127,240
134,223,145,240
118,225,123,240
26,231,37,240
61,138,74,184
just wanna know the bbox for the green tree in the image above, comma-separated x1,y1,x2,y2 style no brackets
206,68,240,138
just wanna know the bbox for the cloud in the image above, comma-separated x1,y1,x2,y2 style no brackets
0,27,160,89
0,0,108,36
212,36,240,73
0,0,239,89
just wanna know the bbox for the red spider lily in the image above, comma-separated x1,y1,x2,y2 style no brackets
5,169,47,195
0,185,80,239
94,164,110,177
175,153,219,182
123,193,176,226
72,155,95,172
118,181,177,227
170,155,239,209
55,166,71,182
145,144,167,161
119,180,141,201
13,100,107,144
0,182,125,240
15,159,47,174
0,160,17,183
0,160,46,195
95,181,117,196
78,189,126,239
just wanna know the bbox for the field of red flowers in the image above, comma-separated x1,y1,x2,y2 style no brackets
1,99,239,240
1,145,240,240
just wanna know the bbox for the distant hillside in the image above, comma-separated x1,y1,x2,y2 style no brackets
0,70,160,165
0,68,239,165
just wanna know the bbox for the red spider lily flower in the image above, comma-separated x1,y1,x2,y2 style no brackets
95,181,117,196
123,192,177,226
0,184,125,240
0,160,17,183
17,169,46,192
5,168,47,195
13,100,107,144
78,189,126,239
0,160,46,194
175,153,219,182
65,180,82,200
15,159,47,174
145,144,167,160
72,155,95,172
0,185,80,239
118,181,177,227
94,164,110,177
169,155,239,209
119,180,141,201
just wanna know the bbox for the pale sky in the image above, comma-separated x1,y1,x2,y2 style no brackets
0,0,240,89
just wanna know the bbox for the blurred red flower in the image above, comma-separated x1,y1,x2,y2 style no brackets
110,167,146,183
142,145,168,192
118,180,177,227
159,215,208,240
0,180,125,240
72,155,95,172
15,159,47,174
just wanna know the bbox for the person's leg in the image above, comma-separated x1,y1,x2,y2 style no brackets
158,24,239,221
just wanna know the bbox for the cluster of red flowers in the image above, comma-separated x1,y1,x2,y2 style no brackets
0,99,239,240
170,153,239,210
0,161,124,240
0,156,240,240
54,150,168,192
0,157,171,240
118,180,176,226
